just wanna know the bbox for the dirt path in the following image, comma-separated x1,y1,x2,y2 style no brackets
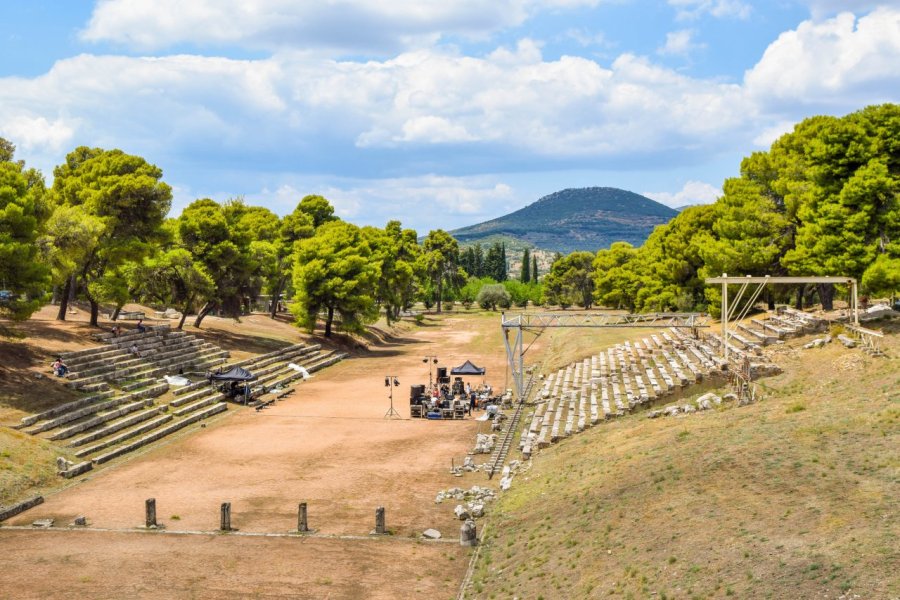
1,311,509,598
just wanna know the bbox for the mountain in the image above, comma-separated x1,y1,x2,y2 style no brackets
450,187,678,254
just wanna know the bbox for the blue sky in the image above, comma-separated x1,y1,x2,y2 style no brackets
1,1,899,233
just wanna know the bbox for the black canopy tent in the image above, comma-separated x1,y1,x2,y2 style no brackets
450,360,486,376
208,366,257,403
208,366,257,382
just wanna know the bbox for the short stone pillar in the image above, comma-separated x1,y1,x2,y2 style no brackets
220,502,232,531
460,519,477,546
145,498,157,528
373,506,386,535
297,502,309,533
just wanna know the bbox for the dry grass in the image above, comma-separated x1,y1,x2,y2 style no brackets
470,323,900,599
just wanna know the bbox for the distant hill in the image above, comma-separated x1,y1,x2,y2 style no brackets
450,187,678,254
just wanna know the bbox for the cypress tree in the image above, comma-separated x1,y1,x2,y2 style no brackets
532,255,539,282
521,248,531,283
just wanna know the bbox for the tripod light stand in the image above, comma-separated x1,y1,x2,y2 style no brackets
422,355,438,388
384,376,401,419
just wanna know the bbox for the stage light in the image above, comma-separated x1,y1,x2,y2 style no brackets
393,378,400,386
384,377,390,387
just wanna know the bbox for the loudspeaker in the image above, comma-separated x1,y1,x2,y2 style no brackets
436,367,448,383
410,384,425,401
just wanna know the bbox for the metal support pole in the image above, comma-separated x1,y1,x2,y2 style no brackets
852,280,859,325
722,273,729,363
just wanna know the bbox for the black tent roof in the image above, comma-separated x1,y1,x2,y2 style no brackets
451,360,485,375
209,366,257,382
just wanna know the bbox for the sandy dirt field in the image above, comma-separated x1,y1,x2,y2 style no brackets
0,311,510,599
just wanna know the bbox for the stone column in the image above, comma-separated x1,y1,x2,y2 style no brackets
145,498,157,528
460,519,477,546
220,502,231,531
374,506,386,535
298,502,309,533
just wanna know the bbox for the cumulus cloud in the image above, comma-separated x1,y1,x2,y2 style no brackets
802,1,900,19
246,175,518,231
0,115,75,154
644,180,721,207
744,8,900,109
80,0,602,53
752,120,796,147
668,0,751,20
658,29,704,56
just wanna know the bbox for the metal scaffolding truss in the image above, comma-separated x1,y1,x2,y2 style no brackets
500,312,709,400
705,274,859,362
501,312,709,329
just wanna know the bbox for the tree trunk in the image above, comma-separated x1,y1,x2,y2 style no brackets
269,275,288,319
177,295,193,330
435,278,443,313
817,283,835,311
795,285,805,310
56,276,73,321
89,298,100,327
111,305,122,321
325,306,334,337
767,290,775,310
193,301,215,328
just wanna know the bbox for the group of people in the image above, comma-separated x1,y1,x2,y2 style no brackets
423,379,492,415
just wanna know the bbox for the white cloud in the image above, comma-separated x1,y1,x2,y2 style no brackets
247,175,518,231
668,0,751,20
658,29,704,56
80,0,601,53
644,180,721,207
744,8,900,109
0,115,76,154
752,120,795,147
802,1,900,19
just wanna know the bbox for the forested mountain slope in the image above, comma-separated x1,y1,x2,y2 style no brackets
451,187,678,254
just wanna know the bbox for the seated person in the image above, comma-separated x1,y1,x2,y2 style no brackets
136,319,147,334
51,357,68,378
111,325,121,337
129,343,141,358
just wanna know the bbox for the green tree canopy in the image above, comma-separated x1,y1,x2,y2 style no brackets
421,229,464,313
49,146,172,325
292,221,380,337
0,139,50,321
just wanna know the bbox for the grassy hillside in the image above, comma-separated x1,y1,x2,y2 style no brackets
470,324,899,599
451,188,678,254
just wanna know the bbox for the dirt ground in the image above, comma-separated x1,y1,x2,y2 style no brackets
0,310,512,599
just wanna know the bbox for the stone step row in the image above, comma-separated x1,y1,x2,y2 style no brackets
68,336,207,378
48,398,155,441
18,390,115,428
92,403,227,465
73,413,174,458
68,348,228,390
62,326,171,361
24,387,164,435
69,405,169,447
